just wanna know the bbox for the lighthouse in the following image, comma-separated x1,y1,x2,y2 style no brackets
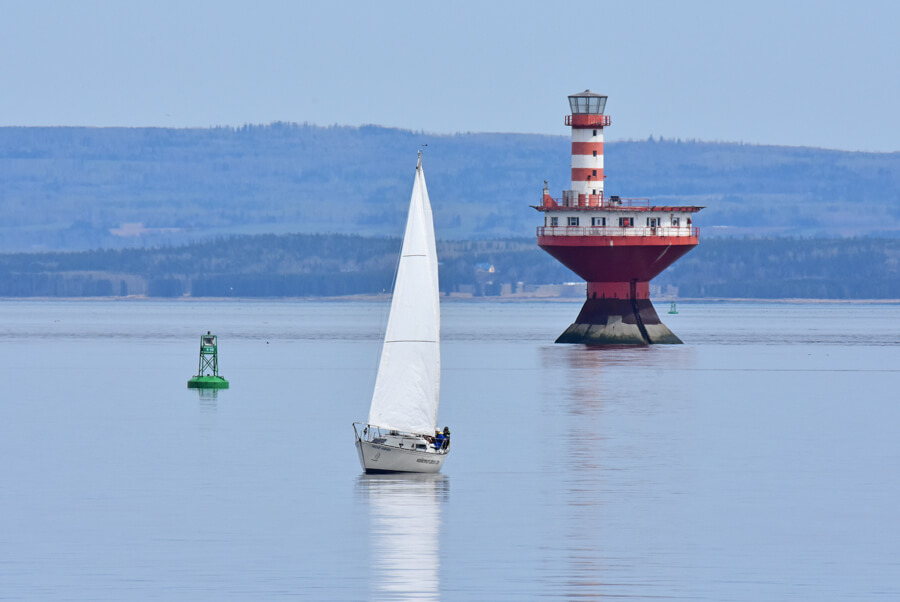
535,90,703,345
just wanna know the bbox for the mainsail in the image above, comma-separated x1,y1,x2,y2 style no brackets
368,157,441,435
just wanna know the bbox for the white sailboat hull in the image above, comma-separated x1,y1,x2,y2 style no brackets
356,439,447,474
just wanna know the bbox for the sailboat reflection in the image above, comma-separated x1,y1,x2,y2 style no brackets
356,473,449,600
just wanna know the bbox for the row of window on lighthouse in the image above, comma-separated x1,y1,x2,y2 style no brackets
548,216,682,228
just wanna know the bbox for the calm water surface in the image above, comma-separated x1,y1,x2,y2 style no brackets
1,300,899,600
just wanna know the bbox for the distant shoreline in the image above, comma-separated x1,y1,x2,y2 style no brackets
1,295,899,304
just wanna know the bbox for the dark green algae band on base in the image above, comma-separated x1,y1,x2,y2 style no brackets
555,297,683,345
187,376,230,389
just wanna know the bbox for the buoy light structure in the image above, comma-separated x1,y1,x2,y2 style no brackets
535,90,703,344
187,331,229,389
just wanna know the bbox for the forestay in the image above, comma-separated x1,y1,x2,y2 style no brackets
368,158,441,435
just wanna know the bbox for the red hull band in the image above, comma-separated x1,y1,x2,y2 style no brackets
587,281,650,299
537,235,698,282
534,206,703,213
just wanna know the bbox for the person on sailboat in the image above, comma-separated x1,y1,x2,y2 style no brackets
433,430,445,450
441,426,450,450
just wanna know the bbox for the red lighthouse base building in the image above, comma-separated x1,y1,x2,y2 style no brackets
537,91,702,345
537,218,699,344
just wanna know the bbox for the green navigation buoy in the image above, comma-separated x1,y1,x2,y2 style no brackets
187,331,229,389
668,301,678,315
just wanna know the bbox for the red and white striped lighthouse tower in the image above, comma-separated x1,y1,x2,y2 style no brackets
535,90,703,345
567,91,609,203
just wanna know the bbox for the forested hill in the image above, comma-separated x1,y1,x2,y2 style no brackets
1,124,898,252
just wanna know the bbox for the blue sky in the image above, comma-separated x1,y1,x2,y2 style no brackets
1,0,897,151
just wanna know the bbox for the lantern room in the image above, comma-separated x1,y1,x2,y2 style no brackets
568,90,607,115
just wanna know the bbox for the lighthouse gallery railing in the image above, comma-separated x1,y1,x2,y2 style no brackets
537,226,699,238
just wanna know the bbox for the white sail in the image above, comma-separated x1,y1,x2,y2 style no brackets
368,159,441,435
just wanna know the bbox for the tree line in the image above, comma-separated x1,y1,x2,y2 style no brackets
0,233,898,299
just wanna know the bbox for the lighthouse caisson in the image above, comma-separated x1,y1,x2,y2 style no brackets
535,90,703,345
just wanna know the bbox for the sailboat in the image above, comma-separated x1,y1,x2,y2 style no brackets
353,153,450,474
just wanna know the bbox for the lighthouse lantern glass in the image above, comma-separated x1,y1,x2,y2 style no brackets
569,94,607,115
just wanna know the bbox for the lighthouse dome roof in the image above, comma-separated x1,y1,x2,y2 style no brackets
570,89,607,98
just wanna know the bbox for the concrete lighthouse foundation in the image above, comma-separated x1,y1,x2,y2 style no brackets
556,295,682,345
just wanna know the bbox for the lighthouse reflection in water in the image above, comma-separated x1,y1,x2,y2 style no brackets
356,474,449,600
